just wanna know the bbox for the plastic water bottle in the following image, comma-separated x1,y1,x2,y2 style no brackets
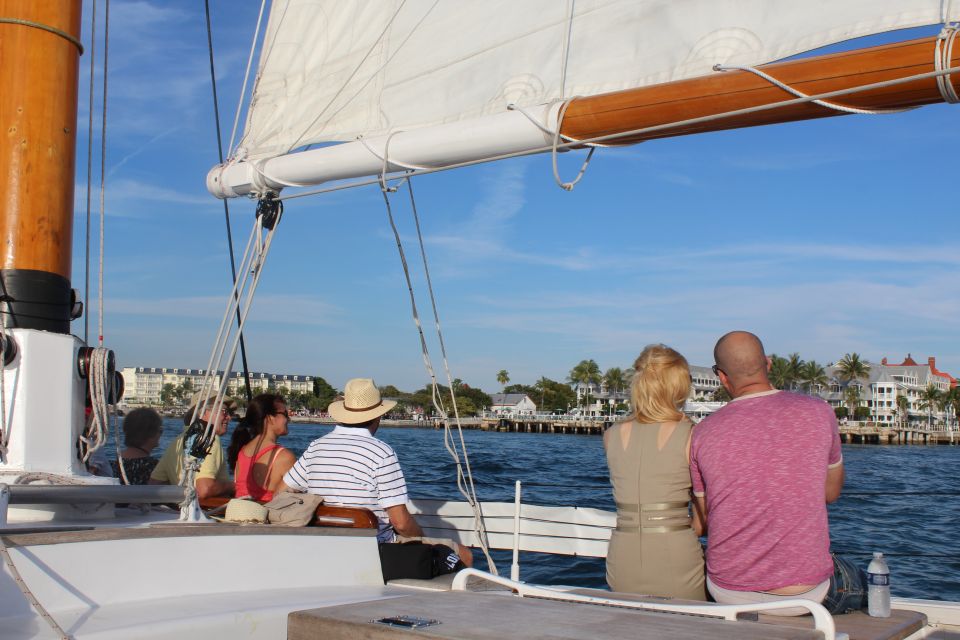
867,552,891,618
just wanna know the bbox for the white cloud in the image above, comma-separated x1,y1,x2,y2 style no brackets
106,293,342,326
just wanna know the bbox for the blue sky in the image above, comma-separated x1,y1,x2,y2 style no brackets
71,2,960,393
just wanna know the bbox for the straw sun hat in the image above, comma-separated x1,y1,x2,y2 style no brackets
328,378,396,424
221,498,268,524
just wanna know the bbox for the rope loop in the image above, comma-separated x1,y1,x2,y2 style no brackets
508,100,599,191
713,63,917,115
936,24,960,104
0,17,84,54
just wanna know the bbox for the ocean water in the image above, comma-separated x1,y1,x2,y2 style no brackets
147,419,960,601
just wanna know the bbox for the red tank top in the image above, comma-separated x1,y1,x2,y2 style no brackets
235,444,284,502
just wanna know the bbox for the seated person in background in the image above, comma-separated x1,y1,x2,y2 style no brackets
283,378,472,568
605,344,706,600
227,393,296,502
149,392,237,500
690,331,856,615
110,407,164,485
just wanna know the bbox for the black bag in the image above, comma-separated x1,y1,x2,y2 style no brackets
378,542,466,582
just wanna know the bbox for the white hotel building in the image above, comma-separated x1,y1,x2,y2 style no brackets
571,356,956,426
120,367,314,406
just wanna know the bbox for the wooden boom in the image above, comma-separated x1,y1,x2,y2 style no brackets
562,35,959,144
208,33,960,199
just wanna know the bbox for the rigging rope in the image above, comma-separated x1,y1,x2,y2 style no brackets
378,177,498,574
97,0,110,347
83,0,97,345
712,63,916,115
184,199,282,515
0,323,8,463
205,0,254,402
227,0,268,160
275,63,960,203
0,17,83,54
405,177,498,568
281,0,441,157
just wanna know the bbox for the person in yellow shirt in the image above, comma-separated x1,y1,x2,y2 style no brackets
149,392,237,500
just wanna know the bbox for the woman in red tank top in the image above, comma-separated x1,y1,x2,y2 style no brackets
227,394,296,502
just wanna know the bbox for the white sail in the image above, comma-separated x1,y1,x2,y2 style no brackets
238,0,956,161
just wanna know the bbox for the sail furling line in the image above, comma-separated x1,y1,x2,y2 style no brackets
379,176,499,573
936,24,960,102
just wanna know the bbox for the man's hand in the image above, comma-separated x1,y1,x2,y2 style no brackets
386,504,424,538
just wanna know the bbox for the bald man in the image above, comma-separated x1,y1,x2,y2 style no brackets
689,331,860,615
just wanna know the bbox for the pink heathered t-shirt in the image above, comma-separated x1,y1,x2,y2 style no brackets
690,390,842,592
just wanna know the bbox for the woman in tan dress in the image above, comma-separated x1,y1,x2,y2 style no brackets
604,344,706,600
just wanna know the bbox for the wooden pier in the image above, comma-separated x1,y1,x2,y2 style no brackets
838,424,958,445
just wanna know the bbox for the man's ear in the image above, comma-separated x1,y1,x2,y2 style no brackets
765,356,773,372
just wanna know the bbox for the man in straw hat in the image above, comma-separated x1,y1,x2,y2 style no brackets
283,378,472,567
150,391,238,500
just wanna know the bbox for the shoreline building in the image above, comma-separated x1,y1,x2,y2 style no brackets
120,367,314,407
490,393,537,416
821,355,956,426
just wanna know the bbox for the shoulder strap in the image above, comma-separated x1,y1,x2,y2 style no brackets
261,446,287,490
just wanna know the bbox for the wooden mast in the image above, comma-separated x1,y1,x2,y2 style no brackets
562,35,960,145
0,0,82,333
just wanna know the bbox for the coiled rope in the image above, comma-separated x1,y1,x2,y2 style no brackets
936,24,960,103
79,347,114,464
379,176,498,573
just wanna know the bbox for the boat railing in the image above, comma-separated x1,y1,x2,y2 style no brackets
451,568,839,640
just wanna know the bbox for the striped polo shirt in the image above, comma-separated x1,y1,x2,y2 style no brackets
283,425,409,542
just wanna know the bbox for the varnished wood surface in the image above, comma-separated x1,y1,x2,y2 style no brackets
759,609,926,640
199,496,379,528
289,590,824,640
562,36,959,146
0,0,81,276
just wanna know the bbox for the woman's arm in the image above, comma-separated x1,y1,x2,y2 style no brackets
267,448,297,493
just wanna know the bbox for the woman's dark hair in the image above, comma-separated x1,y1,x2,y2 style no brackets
122,408,163,449
227,393,284,471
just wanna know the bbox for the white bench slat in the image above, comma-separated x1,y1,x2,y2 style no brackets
409,498,616,557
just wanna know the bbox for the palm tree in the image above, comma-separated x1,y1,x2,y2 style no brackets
918,385,942,430
568,359,601,413
836,353,870,384
769,355,790,390
496,370,510,392
948,387,960,431
798,360,827,396
785,353,804,391
844,384,861,420
896,394,910,429
603,367,627,415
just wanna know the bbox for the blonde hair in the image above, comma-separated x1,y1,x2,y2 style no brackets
630,344,691,424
